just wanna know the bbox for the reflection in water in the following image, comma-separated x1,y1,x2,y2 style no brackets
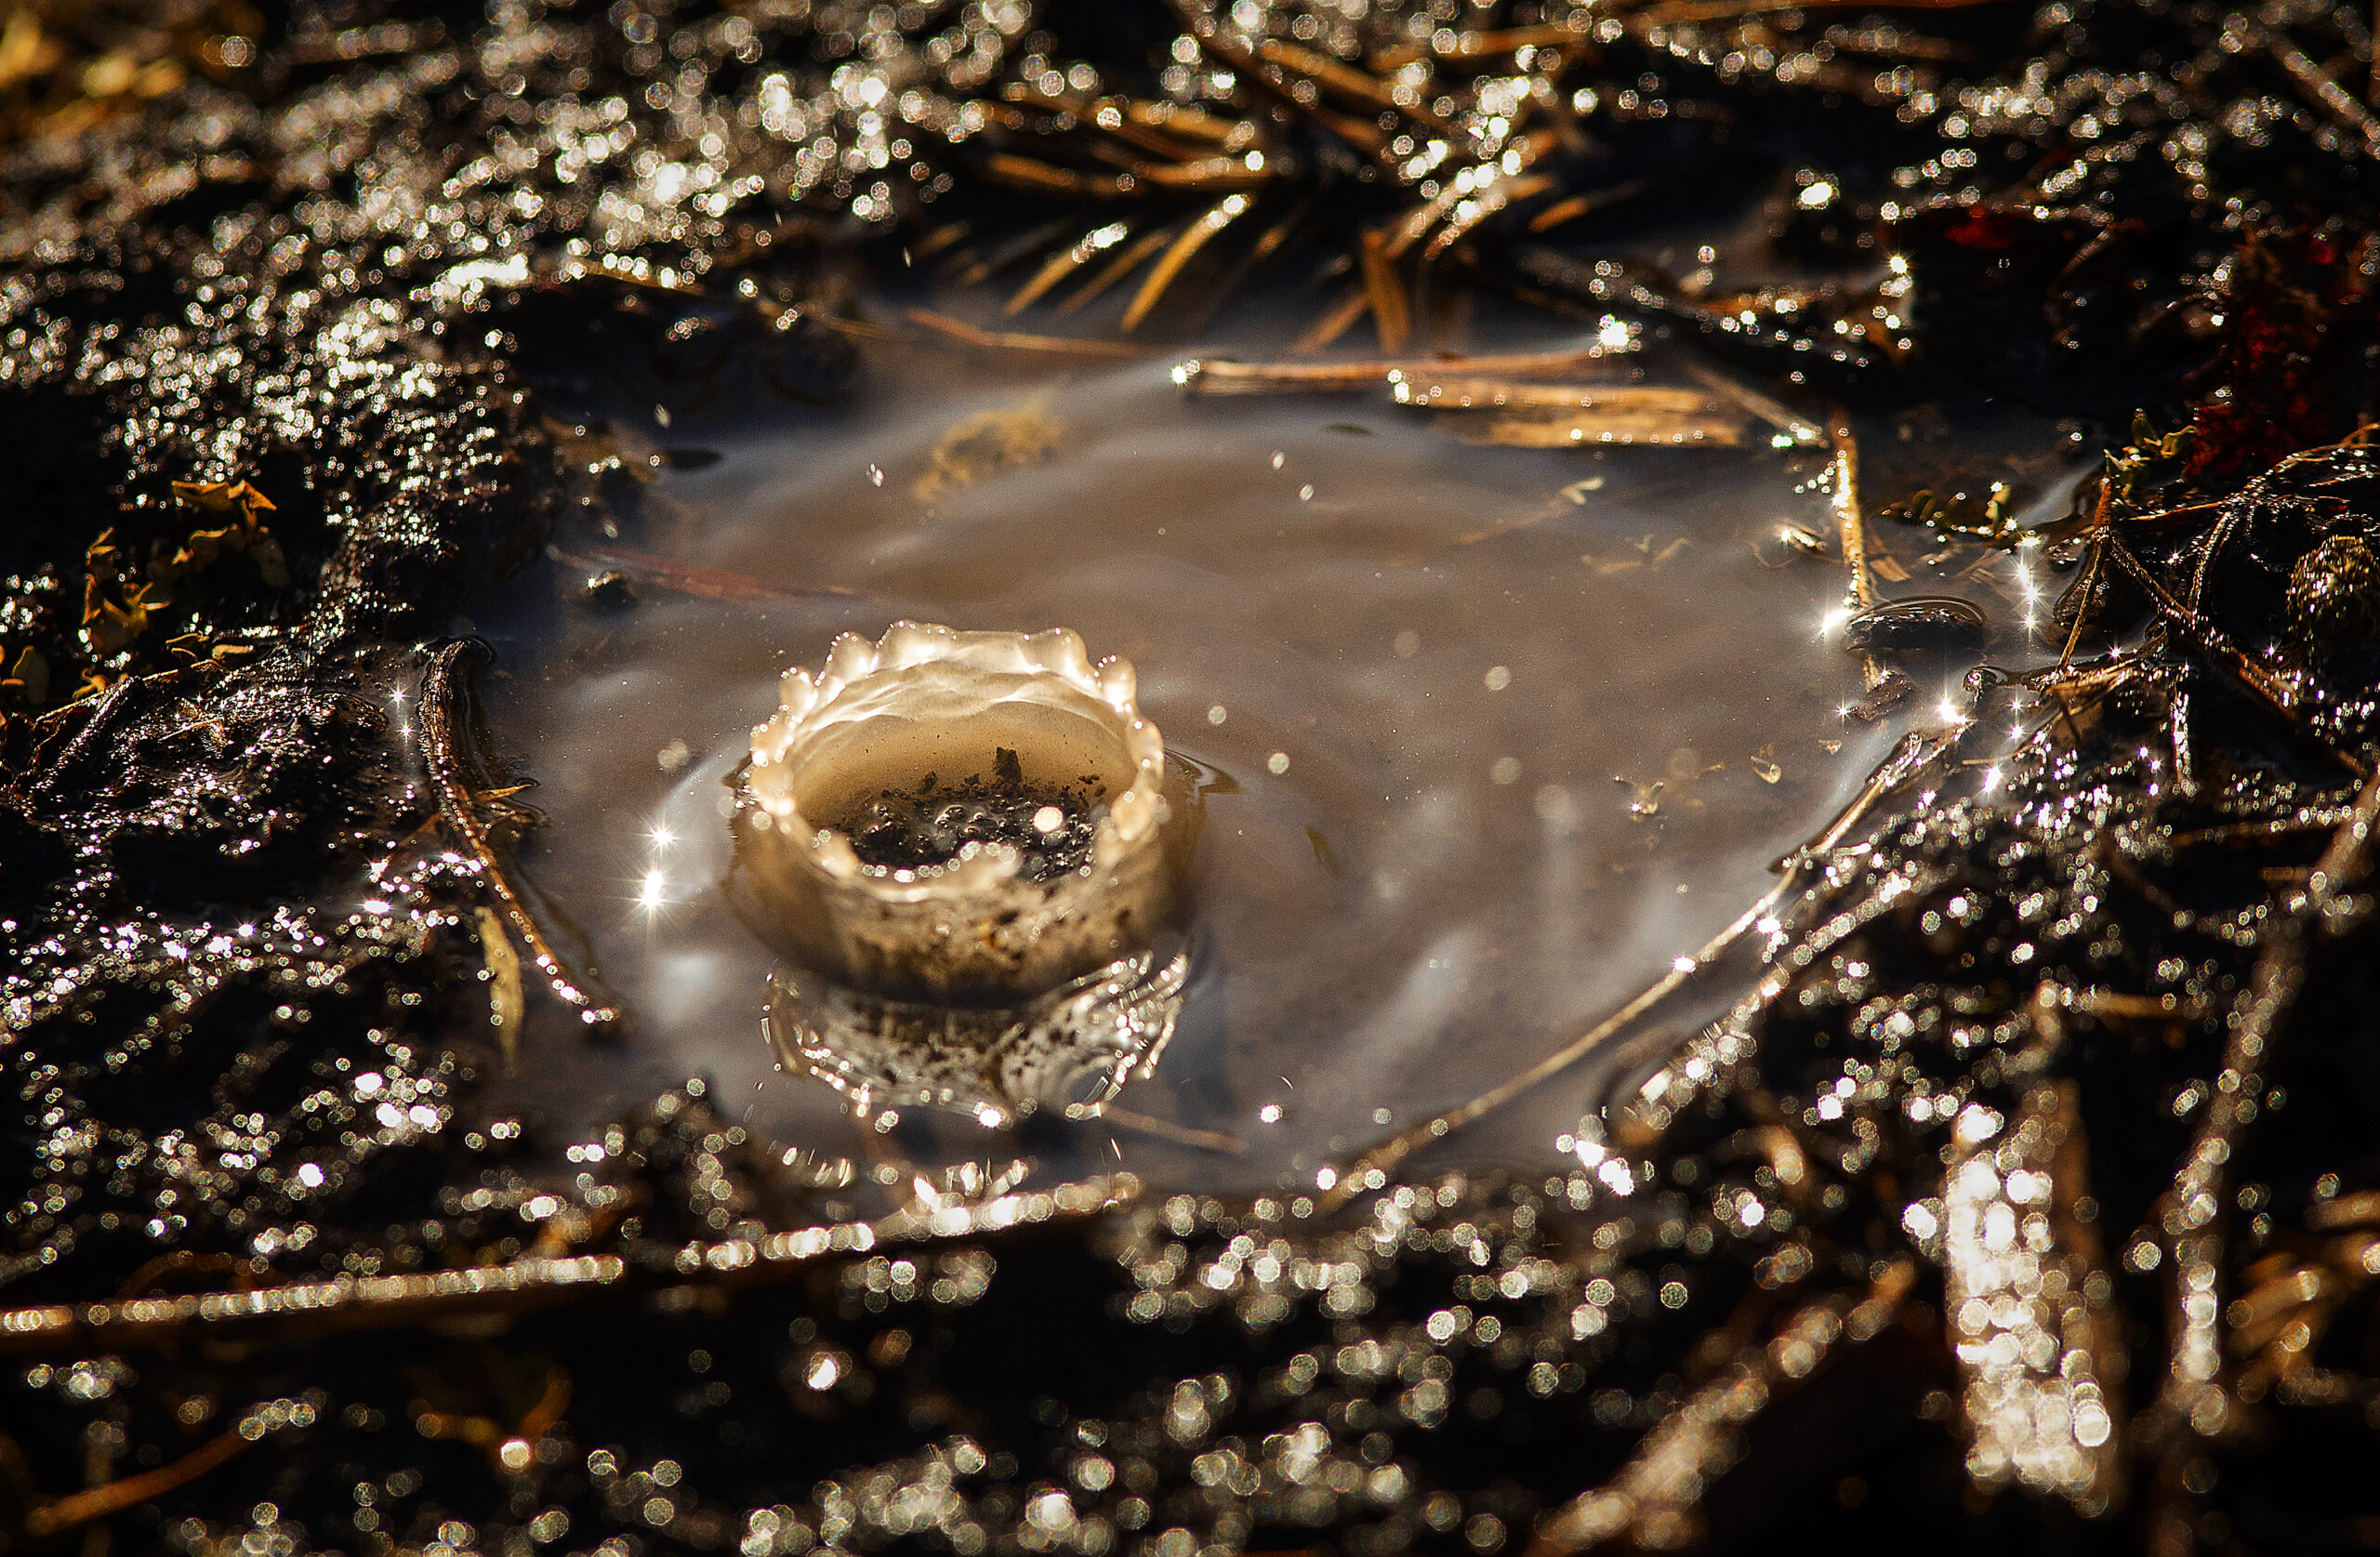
477,305,2060,1193
765,943,1190,1126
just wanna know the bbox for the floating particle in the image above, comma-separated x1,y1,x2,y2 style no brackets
584,569,638,607
1617,775,1664,818
915,400,1063,503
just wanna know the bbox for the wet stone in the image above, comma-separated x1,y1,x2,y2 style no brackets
1841,596,1988,653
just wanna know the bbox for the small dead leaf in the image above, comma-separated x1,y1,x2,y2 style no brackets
1615,774,1664,818
81,574,161,656
171,480,274,518
476,906,524,1066
1750,743,1782,784
1871,553,1911,584
1848,668,1915,721
2,646,49,706
170,480,291,587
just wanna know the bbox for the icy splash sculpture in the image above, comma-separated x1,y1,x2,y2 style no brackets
730,622,1196,1124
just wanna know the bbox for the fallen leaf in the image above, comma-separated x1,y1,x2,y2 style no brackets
1614,774,1664,818
476,906,524,1066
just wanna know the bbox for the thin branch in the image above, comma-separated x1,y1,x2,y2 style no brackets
421,640,626,1030
1369,22,1592,69
24,1426,250,1537
1122,192,1253,332
1087,1105,1249,1156
0,1177,1138,1356
1826,407,1896,695
1528,1261,1917,1554
1682,362,1824,446
1321,887,1788,1207
1165,0,1400,173
2146,761,2380,1454
2102,534,2298,713
2252,21,2380,155
906,307,1161,361
1320,726,1958,1207
1175,339,1631,395
1007,221,1138,314
2101,534,2372,780
980,150,1270,199
1056,227,1183,317
1630,0,1998,21
552,544,857,605
2057,482,2111,672
1359,226,1413,352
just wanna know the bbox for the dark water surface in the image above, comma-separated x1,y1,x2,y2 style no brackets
470,302,2067,1193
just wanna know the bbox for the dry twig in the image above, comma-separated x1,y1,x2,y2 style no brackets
421,640,626,1030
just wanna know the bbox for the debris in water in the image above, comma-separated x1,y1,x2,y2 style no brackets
1841,593,1989,652
1451,402,1752,449
915,397,1065,504
581,568,638,608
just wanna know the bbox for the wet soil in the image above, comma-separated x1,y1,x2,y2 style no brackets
8,1,2380,1554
